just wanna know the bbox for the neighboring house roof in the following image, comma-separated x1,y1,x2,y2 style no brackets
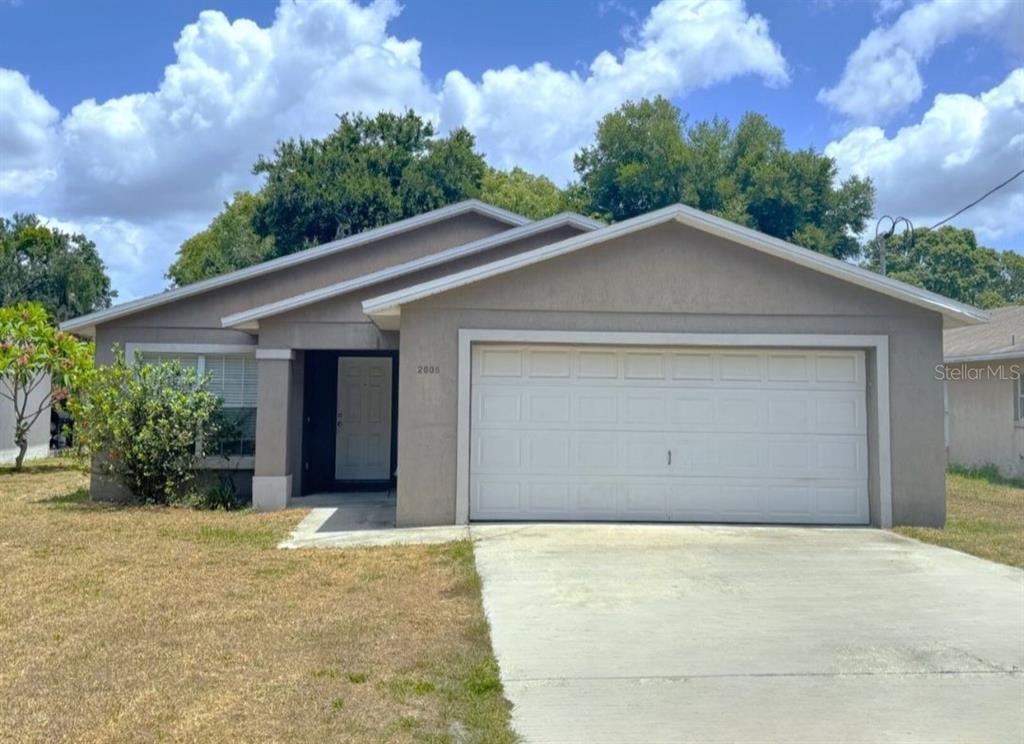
221,212,602,329
363,203,990,330
61,200,531,337
944,305,1024,362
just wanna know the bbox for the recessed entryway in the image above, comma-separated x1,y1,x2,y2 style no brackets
301,350,398,494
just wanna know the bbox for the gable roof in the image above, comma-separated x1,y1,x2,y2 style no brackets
61,200,531,337
944,305,1024,362
362,203,990,330
220,212,603,329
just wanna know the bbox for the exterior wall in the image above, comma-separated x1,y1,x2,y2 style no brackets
86,212,516,503
945,359,1023,478
92,211,509,360
395,222,947,528
258,224,584,349
0,373,51,465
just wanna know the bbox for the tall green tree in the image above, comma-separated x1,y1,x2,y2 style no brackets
252,110,486,255
0,215,115,322
573,97,874,260
167,192,275,286
480,167,568,220
1000,250,1024,305
865,226,1014,308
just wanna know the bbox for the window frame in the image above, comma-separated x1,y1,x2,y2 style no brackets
1016,374,1024,427
124,343,258,469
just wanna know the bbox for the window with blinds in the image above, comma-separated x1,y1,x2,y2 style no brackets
137,351,258,456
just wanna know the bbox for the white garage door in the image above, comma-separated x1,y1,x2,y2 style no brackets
470,344,869,524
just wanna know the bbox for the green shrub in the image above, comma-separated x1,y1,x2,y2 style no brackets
185,475,243,511
72,347,223,504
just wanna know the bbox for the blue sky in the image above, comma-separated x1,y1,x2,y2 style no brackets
1,0,1021,300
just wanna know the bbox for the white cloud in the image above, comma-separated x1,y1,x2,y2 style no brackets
56,0,435,220
0,0,788,298
442,0,787,177
819,0,1021,122
0,68,59,198
826,68,1024,243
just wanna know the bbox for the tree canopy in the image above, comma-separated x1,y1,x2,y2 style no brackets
480,167,570,220
0,215,115,321
865,226,1021,308
166,192,275,287
166,100,1020,309
573,97,875,260
251,110,486,256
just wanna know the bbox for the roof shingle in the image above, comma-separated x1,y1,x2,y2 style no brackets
944,305,1024,360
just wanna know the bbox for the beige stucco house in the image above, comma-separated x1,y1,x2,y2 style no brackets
62,200,988,527
943,305,1023,478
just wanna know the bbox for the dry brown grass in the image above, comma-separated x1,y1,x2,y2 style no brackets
896,469,1024,568
0,460,516,744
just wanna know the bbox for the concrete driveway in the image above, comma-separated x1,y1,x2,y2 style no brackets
471,524,1024,744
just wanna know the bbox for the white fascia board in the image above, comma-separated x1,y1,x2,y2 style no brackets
220,213,599,328
60,200,532,337
944,350,1024,363
362,203,990,328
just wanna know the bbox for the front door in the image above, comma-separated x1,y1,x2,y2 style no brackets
335,356,393,480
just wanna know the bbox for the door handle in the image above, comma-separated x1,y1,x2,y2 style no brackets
667,449,672,466
336,413,343,429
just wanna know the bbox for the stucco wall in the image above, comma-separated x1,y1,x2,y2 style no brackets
257,223,585,349
92,211,510,361
87,216,587,503
0,372,51,465
945,359,1023,478
395,221,947,528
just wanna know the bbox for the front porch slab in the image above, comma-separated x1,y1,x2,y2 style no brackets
279,492,468,548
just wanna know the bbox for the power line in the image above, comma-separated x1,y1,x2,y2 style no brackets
928,168,1024,230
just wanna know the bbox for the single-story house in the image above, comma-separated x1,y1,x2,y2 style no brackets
943,305,1023,478
62,199,988,527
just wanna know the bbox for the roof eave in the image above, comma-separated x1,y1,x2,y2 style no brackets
61,199,532,334
221,212,600,329
944,350,1024,363
360,204,989,327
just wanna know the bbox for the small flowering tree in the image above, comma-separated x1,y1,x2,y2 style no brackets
0,303,93,469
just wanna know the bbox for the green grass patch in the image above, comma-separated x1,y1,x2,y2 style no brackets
947,462,1024,488
896,471,1024,567
193,524,281,550
385,677,436,700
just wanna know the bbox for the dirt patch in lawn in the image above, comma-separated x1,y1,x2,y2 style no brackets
896,469,1024,568
0,460,516,743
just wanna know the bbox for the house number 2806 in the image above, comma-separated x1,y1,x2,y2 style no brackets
417,365,440,375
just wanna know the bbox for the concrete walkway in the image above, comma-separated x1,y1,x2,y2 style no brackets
471,524,1024,744
278,494,469,548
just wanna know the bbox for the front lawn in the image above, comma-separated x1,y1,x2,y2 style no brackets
0,460,516,743
896,467,1024,568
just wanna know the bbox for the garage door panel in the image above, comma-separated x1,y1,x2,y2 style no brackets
475,387,863,435
528,433,571,469
470,345,869,524
471,474,869,524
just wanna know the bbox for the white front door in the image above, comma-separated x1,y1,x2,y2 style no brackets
335,356,393,480
469,344,869,524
